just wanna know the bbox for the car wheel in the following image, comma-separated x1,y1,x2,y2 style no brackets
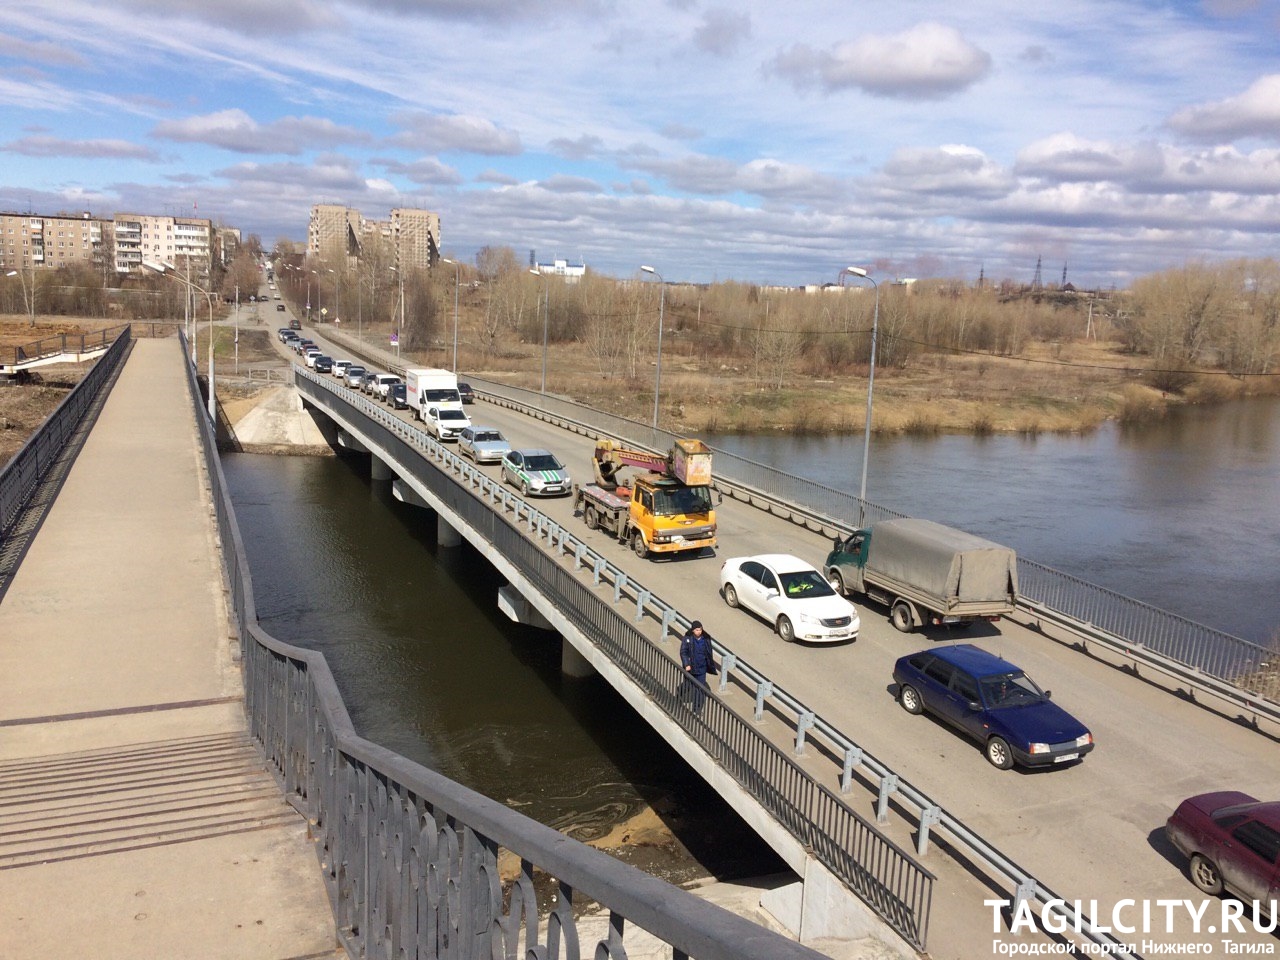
584,506,599,530
722,583,739,608
899,684,924,715
985,737,1015,770
521,479,531,497
1189,854,1224,895
632,530,649,559
891,600,914,633
777,616,796,643
829,570,848,595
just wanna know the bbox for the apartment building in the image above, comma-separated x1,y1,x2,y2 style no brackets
113,214,213,273
308,204,441,271
0,212,106,272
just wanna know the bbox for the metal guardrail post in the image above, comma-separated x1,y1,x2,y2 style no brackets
876,774,899,824
754,681,773,721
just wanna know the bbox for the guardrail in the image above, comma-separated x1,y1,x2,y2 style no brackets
466,375,1280,728
295,367,935,952
301,362,1153,957
186,337,837,960
0,323,128,372
0,325,131,538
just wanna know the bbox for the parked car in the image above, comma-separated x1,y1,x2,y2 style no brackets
458,381,476,404
332,359,352,378
422,405,470,441
388,383,408,409
458,426,511,464
313,355,333,373
719,554,859,644
500,449,570,496
344,366,367,388
892,644,1094,770
1166,792,1280,904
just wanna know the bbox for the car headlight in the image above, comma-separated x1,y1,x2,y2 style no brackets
1029,743,1050,755
1076,733,1093,747
797,613,823,625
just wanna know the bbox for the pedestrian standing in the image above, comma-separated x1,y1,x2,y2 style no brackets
680,620,718,714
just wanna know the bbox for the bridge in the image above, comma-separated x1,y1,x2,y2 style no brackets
0,324,125,379
287,321,1280,959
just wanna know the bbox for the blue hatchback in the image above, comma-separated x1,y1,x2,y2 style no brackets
892,644,1094,770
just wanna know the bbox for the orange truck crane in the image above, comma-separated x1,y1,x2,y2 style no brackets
571,438,718,559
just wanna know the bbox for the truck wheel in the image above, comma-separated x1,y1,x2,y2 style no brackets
828,570,848,595
899,684,924,715
891,601,914,633
632,531,649,559
584,506,599,530
985,737,1015,770
722,583,739,608
776,616,796,643
1189,854,1224,895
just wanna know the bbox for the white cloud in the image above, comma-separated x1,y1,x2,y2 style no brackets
1167,74,1280,141
389,112,522,155
880,145,1014,198
693,8,751,57
2,134,160,160
771,22,991,99
152,109,368,154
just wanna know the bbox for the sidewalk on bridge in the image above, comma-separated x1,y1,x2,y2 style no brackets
0,337,338,960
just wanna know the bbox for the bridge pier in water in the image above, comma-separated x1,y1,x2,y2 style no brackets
370,453,394,481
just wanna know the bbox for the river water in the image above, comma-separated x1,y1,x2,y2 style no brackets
711,396,1280,644
221,394,1278,883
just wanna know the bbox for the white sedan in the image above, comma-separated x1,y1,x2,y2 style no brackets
719,554,859,643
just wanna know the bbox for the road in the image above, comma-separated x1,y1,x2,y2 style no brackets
274,316,1280,958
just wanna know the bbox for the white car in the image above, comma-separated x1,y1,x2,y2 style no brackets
719,553,859,643
303,347,323,368
373,374,401,400
332,359,352,379
423,405,471,441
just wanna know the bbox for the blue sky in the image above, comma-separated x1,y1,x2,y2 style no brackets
2,0,1279,287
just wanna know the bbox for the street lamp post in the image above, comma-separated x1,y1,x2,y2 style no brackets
528,268,549,394
443,258,460,373
640,265,665,431
145,260,217,421
840,265,880,523
5,269,35,326
390,266,404,358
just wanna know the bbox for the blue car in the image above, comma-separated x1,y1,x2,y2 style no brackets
892,644,1094,770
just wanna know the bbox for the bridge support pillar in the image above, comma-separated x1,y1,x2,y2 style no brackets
370,455,394,481
437,515,462,548
497,585,554,630
759,857,911,953
337,429,369,454
559,640,593,678
392,479,428,508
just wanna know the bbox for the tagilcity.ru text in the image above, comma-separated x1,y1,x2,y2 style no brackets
985,898,1279,936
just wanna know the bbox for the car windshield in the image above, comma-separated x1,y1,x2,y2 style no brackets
424,389,459,402
439,409,467,422
347,368,365,377
524,454,563,471
980,672,1046,707
475,431,504,443
777,569,836,599
653,485,713,516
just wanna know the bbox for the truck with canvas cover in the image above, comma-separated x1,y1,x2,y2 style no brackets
403,367,462,420
824,517,1018,632
572,438,717,559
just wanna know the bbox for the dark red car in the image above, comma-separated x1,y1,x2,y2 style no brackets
1165,792,1280,905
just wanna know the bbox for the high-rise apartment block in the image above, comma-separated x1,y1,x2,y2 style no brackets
308,204,440,270
0,212,106,273
113,214,213,273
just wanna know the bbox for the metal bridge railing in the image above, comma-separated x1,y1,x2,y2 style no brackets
0,325,132,538
182,337,835,960
295,366,935,952
467,375,1279,723
0,323,127,371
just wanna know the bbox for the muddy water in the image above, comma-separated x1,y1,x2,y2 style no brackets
222,450,783,881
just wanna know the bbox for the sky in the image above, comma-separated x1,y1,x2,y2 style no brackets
2,1,1279,288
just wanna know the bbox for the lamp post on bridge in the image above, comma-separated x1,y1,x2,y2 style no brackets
5,268,35,326
839,265,880,524
639,265,665,431
145,260,217,421
529,268,549,394
443,258,461,374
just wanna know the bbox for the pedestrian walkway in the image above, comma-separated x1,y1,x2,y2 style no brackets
0,337,338,960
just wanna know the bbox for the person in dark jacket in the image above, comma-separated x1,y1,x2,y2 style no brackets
679,620,717,714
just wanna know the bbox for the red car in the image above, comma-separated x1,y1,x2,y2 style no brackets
1165,792,1280,905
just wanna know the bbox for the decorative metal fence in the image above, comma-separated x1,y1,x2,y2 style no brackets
180,337,846,959
0,325,131,538
0,323,127,371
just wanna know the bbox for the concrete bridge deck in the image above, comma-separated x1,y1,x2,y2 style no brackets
0,337,337,960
